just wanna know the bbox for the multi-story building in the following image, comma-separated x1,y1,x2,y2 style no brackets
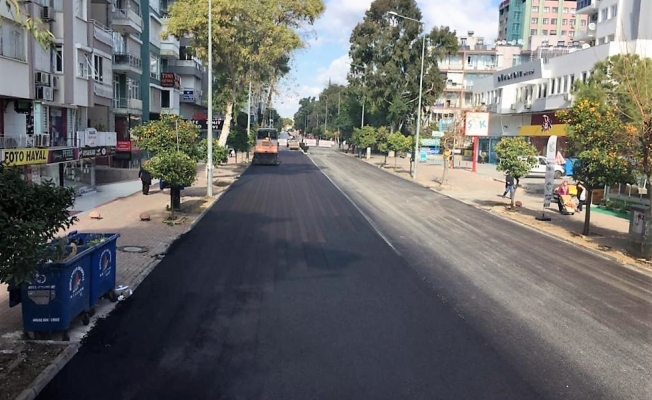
0,0,117,193
430,32,525,137
499,0,587,49
473,0,652,163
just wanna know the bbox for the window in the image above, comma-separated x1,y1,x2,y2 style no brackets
550,30,557,35
562,19,568,25
542,29,548,35
127,78,140,99
543,18,549,24
149,53,159,80
570,31,575,37
531,18,538,24
570,8,576,14
551,18,557,24
611,5,617,17
0,21,26,61
74,0,86,20
561,30,567,36
570,19,576,26
563,8,569,13
76,50,88,78
608,34,615,42
601,8,608,21
543,7,550,12
531,29,537,35
532,6,539,12
93,54,105,82
581,20,587,26
161,90,170,108
53,45,63,73
552,7,558,13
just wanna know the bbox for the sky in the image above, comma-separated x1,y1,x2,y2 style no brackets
273,0,502,118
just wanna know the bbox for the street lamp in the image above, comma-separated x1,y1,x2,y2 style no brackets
388,11,426,180
206,0,214,196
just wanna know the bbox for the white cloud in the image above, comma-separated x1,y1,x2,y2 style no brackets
274,84,322,118
316,54,351,86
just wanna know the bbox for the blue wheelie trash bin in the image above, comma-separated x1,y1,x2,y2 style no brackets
18,244,93,340
66,231,121,306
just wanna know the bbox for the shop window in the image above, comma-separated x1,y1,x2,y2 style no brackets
161,91,170,108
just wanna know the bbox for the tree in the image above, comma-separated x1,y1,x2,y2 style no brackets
165,0,325,147
280,117,293,127
494,137,538,208
348,0,458,132
557,98,636,235
351,126,378,156
2,0,54,48
198,138,228,166
0,162,76,286
382,131,412,167
131,114,201,160
438,117,465,185
146,152,197,219
577,54,652,257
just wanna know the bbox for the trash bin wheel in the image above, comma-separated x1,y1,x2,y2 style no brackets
81,312,91,326
88,307,96,317
108,290,118,303
62,331,70,342
23,330,35,340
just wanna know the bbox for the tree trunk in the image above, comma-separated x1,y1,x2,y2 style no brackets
384,154,387,166
218,101,233,147
394,155,398,168
582,190,593,236
169,192,175,220
235,151,238,163
441,156,449,186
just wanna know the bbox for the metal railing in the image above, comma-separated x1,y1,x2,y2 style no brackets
113,53,142,69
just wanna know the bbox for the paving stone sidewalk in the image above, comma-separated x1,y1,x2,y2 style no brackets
0,160,248,342
346,151,645,271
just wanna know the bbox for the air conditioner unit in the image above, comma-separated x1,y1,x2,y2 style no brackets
36,86,54,102
35,71,51,86
34,134,50,148
52,76,59,90
42,6,54,21
510,103,517,110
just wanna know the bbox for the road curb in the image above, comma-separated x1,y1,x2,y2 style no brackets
14,343,79,400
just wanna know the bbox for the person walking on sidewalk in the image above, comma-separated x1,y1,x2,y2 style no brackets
576,181,587,212
138,163,152,195
503,174,516,199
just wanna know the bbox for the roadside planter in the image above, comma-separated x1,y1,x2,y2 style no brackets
8,231,120,340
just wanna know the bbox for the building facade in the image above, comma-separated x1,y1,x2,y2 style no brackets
0,0,118,193
499,0,588,48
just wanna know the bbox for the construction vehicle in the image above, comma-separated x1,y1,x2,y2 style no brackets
252,128,280,165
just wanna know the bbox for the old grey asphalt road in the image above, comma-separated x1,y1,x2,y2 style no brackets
310,147,652,400
39,150,541,400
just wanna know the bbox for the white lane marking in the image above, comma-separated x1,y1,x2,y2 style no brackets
307,153,402,257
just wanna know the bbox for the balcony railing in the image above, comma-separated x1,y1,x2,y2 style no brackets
94,82,113,99
111,8,143,31
92,20,113,46
113,53,142,69
113,97,143,111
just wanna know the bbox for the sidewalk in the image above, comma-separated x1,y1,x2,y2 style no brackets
348,151,645,273
0,159,248,400
69,179,159,216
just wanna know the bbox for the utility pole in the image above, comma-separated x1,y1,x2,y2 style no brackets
206,0,214,197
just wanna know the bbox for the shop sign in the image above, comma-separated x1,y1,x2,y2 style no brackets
2,148,49,166
161,73,181,89
48,148,78,164
497,69,536,83
182,90,194,101
80,146,116,159
116,141,132,152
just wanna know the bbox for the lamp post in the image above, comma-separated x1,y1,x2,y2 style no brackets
388,11,426,180
206,0,214,196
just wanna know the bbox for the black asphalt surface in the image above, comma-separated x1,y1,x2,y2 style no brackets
311,148,652,400
39,149,545,400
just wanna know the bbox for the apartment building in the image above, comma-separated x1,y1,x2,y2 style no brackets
430,32,524,138
499,0,587,49
0,0,117,193
473,0,652,164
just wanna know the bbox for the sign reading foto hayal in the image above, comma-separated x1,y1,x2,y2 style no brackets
2,148,49,166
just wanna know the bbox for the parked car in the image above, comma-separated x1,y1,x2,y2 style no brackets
526,156,565,179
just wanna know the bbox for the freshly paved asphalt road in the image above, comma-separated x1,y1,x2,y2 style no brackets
39,149,651,399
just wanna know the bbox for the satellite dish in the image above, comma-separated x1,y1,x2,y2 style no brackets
509,40,516,45
517,39,523,45
501,40,507,45
588,22,596,30
582,43,591,49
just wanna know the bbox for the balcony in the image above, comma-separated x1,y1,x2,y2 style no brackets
92,20,113,46
573,27,595,42
113,53,142,75
111,8,142,35
94,82,113,99
160,35,180,59
161,107,180,115
576,0,598,15
180,88,204,106
113,98,143,115
167,59,204,79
